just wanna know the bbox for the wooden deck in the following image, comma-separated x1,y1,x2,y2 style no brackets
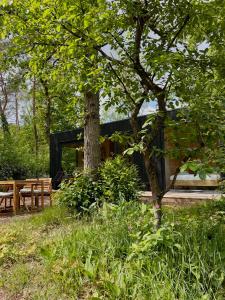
140,190,224,205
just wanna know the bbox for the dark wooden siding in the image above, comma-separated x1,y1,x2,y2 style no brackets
50,115,165,190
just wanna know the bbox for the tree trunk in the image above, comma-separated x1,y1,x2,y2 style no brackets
15,93,19,129
0,105,10,135
143,151,163,229
0,73,10,135
32,77,39,159
130,103,165,229
40,79,51,142
83,90,101,172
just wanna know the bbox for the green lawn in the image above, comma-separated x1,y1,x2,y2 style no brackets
0,200,225,299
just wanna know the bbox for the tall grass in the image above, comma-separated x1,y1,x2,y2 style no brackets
37,200,225,299
1,201,225,299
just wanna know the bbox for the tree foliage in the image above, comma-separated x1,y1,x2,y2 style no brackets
0,0,224,225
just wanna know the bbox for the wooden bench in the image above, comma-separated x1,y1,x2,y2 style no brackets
170,173,220,189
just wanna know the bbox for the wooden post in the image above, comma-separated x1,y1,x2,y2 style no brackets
31,184,34,210
41,181,44,209
13,182,17,215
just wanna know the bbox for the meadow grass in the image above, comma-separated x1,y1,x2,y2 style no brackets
0,200,225,299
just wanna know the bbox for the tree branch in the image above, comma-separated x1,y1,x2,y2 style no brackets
130,98,145,140
59,21,123,65
163,71,173,90
32,41,68,47
134,16,145,65
132,15,165,99
108,62,136,105
94,45,123,65
163,166,180,195
166,15,190,51
109,32,134,63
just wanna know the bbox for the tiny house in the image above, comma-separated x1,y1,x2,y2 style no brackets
50,112,222,190
50,115,165,190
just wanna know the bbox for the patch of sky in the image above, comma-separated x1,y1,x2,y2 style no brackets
100,98,157,124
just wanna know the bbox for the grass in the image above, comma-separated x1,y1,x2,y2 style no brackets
0,200,225,299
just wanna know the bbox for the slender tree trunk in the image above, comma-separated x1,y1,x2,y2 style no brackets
32,77,39,159
0,104,10,135
143,152,163,229
83,89,101,172
40,79,51,142
15,93,19,129
0,73,10,135
130,103,165,229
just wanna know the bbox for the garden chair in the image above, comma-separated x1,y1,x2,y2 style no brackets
0,187,13,211
20,178,52,210
34,178,52,206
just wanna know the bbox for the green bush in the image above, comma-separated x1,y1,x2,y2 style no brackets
57,156,141,212
0,162,28,180
0,128,49,180
57,172,102,213
0,140,28,180
100,155,141,204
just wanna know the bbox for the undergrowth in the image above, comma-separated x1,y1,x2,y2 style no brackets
0,200,225,299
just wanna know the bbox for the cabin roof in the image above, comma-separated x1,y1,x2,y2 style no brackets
50,110,178,144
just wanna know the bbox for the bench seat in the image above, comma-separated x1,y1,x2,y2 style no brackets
170,173,220,187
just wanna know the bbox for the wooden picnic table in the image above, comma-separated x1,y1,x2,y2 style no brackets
0,180,44,215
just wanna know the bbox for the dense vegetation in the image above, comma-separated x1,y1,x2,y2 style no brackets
0,127,49,180
57,156,141,212
0,200,225,299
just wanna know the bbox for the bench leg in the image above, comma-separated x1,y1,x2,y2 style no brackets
35,196,39,208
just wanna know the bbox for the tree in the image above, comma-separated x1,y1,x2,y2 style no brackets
1,0,224,227
0,0,103,172
83,0,224,226
77,0,224,226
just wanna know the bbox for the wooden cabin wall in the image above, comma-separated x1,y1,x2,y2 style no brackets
50,115,165,190
164,124,201,188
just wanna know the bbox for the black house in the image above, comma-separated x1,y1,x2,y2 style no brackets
50,115,166,190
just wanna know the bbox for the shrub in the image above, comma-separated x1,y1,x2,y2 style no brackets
57,172,102,213
0,163,28,180
0,141,28,180
57,156,141,212
100,156,141,204
0,130,49,180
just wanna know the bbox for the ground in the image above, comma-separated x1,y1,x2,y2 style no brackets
0,200,225,299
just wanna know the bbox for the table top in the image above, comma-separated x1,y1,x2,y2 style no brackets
0,180,43,185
